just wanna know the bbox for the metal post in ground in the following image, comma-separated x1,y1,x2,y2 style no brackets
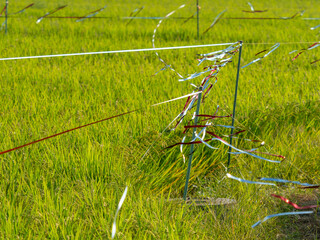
197,0,199,40
227,41,243,170
183,87,203,200
5,0,8,33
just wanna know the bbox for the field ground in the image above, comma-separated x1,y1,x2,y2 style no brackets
0,0,319,239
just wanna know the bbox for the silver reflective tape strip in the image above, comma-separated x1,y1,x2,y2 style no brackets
112,186,128,239
252,211,313,228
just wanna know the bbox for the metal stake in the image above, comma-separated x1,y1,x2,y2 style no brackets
227,41,243,169
183,87,203,200
196,0,199,40
5,0,8,33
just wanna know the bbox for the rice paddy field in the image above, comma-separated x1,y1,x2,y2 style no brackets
0,0,319,239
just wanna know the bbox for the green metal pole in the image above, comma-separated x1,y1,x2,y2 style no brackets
183,87,203,201
227,41,243,169
197,0,199,40
5,0,8,34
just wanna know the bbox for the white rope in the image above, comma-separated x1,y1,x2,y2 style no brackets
244,41,318,45
0,43,234,61
1,42,318,62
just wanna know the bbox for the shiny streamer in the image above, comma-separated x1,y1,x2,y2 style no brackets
311,59,320,64
123,17,171,20
182,11,197,25
226,173,276,186
299,185,320,189
178,67,216,82
248,2,255,12
228,148,258,154
242,43,280,68
194,133,219,150
292,41,320,61
152,65,171,76
239,151,285,159
152,4,186,79
112,186,128,239
180,136,187,163
36,5,67,24
259,178,315,187
197,42,241,65
173,129,280,163
252,211,314,228
129,6,144,17
126,6,144,25
280,10,305,20
0,19,5,30
76,6,107,22
198,135,281,163
0,5,6,16
310,24,320,30
203,10,227,34
223,136,263,143
271,194,320,209
242,2,267,13
11,3,34,15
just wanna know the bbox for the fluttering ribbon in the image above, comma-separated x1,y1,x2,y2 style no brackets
242,2,267,13
126,6,144,25
178,67,216,82
226,173,276,186
167,128,281,163
291,42,320,61
311,59,320,64
163,40,283,163
152,4,186,78
310,23,320,30
0,5,5,30
112,186,128,239
0,5,6,16
199,135,282,163
252,211,314,228
36,5,67,24
228,148,259,154
235,151,285,159
76,6,107,22
242,43,280,68
304,18,320,20
171,57,235,129
223,136,264,144
259,178,315,187
152,65,171,76
0,19,5,30
197,42,241,65
203,10,227,34
280,10,305,20
271,194,320,209
10,3,34,15
299,185,320,189
129,6,144,17
182,11,197,25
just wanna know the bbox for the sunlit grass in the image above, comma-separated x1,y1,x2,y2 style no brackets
0,0,319,239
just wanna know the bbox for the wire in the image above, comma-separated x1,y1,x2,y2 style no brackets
0,43,234,61
0,91,202,156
